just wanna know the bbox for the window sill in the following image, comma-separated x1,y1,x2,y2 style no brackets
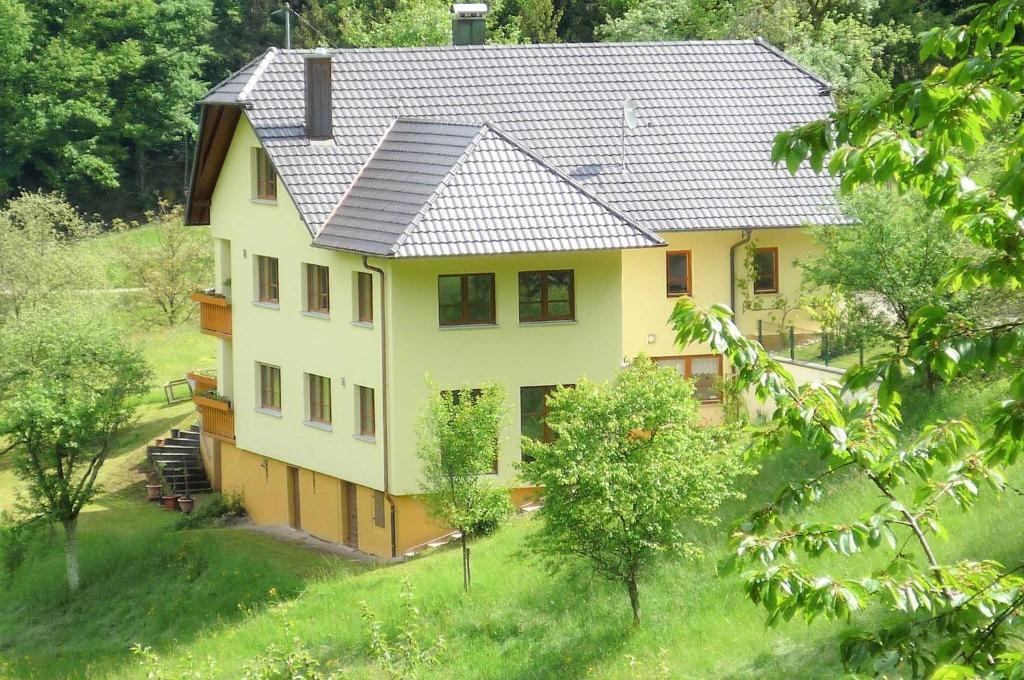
352,434,376,444
351,321,374,329
667,292,692,298
301,310,330,320
753,290,779,296
519,319,577,327
253,300,280,310
303,420,333,432
250,198,278,206
255,407,282,418
439,322,498,330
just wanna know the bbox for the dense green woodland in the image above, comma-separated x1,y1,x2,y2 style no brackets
0,0,972,218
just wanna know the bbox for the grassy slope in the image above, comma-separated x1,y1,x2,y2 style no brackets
85,376,1017,680
4,225,1020,678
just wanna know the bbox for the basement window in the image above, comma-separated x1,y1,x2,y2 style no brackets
372,490,386,528
654,355,723,403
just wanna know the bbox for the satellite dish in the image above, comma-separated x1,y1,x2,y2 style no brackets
623,97,638,130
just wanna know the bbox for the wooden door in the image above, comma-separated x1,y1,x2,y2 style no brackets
344,482,358,548
288,467,301,530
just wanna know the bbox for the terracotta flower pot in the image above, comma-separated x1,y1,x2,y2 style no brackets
178,497,195,514
162,495,180,511
146,484,162,501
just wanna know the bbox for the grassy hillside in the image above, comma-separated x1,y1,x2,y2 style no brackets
3,375,1017,679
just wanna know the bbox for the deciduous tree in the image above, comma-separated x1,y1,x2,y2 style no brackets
416,382,513,591
0,309,150,591
119,204,213,326
672,1,1024,674
520,356,747,626
0,191,100,321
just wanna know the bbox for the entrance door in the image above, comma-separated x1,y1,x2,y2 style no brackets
344,482,358,548
287,467,301,530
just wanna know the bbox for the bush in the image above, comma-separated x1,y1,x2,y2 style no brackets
0,512,42,584
173,492,245,530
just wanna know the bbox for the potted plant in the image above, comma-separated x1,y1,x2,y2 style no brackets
145,473,163,501
162,493,181,511
178,474,194,514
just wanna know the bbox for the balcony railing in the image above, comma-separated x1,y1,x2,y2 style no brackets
191,290,231,339
186,370,217,394
193,393,235,443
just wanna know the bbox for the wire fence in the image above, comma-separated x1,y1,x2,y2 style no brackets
753,319,870,369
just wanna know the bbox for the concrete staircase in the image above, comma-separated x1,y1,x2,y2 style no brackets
147,424,211,494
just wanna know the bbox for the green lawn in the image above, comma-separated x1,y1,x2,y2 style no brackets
3,376,1013,679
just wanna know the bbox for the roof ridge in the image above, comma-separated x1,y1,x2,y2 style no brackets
752,37,831,93
275,38,760,56
481,123,664,247
238,47,278,102
392,123,664,254
316,117,402,239
388,122,490,255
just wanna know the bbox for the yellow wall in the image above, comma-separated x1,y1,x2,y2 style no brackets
386,250,626,494
620,228,820,359
205,116,827,558
209,116,386,491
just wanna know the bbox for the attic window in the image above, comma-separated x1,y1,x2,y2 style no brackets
254,148,277,201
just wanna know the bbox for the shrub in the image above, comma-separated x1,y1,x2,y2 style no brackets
0,512,42,584
173,492,246,530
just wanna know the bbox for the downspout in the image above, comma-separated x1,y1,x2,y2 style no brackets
362,256,398,559
729,228,753,317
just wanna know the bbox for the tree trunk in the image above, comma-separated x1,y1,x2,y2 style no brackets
626,575,641,627
461,533,471,591
63,518,80,592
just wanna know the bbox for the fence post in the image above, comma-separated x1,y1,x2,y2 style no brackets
757,319,763,346
823,332,830,366
789,326,796,361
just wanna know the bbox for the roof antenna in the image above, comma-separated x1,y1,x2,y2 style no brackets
270,2,294,49
621,97,638,173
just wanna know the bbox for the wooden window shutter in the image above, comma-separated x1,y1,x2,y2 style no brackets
304,56,332,141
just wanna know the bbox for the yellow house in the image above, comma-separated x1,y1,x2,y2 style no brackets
184,32,841,558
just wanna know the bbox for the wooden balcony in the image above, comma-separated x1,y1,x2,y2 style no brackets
193,393,235,443
186,370,217,394
190,290,231,339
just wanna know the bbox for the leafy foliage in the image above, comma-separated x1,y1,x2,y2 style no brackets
671,3,1024,668
0,0,212,215
361,577,445,680
0,308,151,590
802,187,996,350
416,381,513,590
0,191,101,321
119,203,213,326
520,355,749,626
172,491,246,530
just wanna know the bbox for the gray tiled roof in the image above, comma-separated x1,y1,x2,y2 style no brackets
313,118,664,257
204,40,843,247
